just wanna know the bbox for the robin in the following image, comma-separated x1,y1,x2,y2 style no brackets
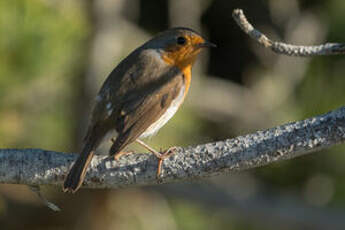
63,27,216,193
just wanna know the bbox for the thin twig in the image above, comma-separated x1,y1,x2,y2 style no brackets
28,185,61,211
1,106,345,189
232,9,345,56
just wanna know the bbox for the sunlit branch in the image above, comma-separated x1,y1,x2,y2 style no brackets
1,106,345,190
232,9,345,56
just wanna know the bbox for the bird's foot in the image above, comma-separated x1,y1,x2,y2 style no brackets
134,140,177,179
113,151,134,161
156,146,177,177
110,138,134,160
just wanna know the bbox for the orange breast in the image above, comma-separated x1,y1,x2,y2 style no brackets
161,51,193,100
181,65,192,98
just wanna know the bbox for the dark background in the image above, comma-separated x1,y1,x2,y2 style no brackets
1,0,345,229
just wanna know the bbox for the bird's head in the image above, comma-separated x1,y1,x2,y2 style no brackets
144,27,216,70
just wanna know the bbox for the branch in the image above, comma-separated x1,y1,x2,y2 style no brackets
1,106,345,189
232,9,345,56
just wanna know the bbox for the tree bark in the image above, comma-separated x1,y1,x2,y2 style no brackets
1,106,345,189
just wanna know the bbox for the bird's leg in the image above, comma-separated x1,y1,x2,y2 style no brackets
111,138,133,160
135,139,177,177
135,139,162,158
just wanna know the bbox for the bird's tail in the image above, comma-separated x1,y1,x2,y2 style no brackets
63,142,95,193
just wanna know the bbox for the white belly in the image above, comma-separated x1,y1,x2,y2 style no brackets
139,84,185,139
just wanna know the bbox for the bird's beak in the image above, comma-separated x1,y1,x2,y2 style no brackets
196,41,217,49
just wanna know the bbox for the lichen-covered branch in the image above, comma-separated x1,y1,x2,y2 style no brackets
232,9,345,56
1,106,345,189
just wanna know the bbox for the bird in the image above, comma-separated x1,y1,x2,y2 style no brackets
63,27,216,193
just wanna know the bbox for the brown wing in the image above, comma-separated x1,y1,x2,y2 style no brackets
83,49,179,147
109,72,184,155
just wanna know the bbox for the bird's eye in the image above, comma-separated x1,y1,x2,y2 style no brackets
176,36,186,45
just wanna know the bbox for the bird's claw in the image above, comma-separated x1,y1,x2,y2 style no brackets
156,146,177,178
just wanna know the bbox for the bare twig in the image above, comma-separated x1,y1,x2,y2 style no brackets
1,106,345,189
28,185,61,211
232,9,345,56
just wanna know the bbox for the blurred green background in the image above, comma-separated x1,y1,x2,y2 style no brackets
1,0,345,229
